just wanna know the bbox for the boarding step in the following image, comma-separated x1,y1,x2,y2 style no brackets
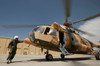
58,46,70,55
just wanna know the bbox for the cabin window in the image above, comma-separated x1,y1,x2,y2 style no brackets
80,41,83,43
32,27,45,33
48,29,56,36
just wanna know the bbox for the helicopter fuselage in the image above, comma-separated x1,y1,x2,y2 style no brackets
24,25,93,54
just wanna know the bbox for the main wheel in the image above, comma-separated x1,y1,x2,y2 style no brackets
46,54,53,61
60,54,65,59
95,51,100,60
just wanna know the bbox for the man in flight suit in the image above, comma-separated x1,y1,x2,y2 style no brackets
7,36,23,64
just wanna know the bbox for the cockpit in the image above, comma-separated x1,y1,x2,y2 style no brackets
32,27,56,36
29,26,57,42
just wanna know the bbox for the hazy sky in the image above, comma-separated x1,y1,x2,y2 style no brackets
0,0,100,40
79,17,100,44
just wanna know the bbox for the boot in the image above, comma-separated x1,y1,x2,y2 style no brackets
10,60,12,63
7,60,10,64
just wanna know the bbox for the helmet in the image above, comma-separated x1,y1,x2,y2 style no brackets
14,36,19,39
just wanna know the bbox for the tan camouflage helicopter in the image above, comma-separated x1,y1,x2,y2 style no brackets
3,0,100,61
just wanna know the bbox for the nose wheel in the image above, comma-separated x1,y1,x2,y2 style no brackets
45,54,53,61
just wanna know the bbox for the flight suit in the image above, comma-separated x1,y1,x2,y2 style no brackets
7,40,23,60
59,31,65,47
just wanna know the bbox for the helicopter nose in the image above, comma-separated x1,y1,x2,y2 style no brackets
29,32,35,42
24,38,32,44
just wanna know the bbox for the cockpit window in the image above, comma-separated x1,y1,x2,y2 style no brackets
33,27,39,31
32,27,45,33
48,29,56,36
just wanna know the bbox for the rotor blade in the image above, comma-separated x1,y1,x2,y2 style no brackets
2,25,39,29
63,0,71,22
72,13,100,25
70,26,95,36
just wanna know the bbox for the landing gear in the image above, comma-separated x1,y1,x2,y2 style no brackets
60,54,65,59
45,54,53,61
45,49,53,61
95,51,100,60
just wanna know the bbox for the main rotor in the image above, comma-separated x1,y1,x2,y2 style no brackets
2,0,100,36
62,0,100,36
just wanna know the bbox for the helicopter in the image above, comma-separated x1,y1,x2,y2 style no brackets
3,0,100,61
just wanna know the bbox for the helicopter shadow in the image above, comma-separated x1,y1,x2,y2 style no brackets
2,57,92,64
28,57,92,62
10,56,93,64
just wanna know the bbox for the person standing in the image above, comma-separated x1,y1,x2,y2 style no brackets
7,36,23,64
59,31,64,47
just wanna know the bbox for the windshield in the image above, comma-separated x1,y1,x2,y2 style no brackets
48,29,56,36
32,27,45,33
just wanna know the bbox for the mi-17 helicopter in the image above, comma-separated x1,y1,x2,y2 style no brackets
3,0,100,61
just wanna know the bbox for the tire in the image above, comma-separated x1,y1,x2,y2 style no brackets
46,54,53,61
60,54,65,59
95,52,100,60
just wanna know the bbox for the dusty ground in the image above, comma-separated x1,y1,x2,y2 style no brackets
0,54,100,66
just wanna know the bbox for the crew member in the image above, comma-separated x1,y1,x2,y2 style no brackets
59,31,64,47
7,36,23,64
